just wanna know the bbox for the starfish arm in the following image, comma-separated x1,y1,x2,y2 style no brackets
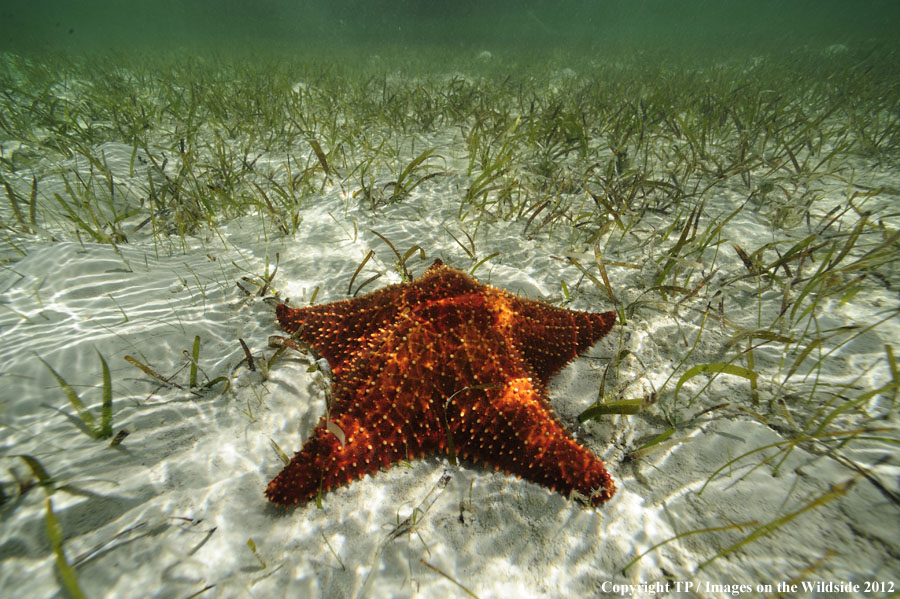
451,376,616,506
432,320,616,506
266,417,353,507
266,412,393,507
275,284,404,367
267,317,447,506
507,297,616,384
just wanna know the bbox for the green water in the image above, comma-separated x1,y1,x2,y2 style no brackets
2,0,899,59
2,4,900,599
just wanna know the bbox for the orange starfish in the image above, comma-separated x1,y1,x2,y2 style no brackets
267,259,617,507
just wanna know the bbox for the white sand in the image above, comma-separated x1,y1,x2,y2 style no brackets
2,134,899,599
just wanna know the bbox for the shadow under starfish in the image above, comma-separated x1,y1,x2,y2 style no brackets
267,258,617,508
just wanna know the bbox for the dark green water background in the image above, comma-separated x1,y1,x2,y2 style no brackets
2,0,898,59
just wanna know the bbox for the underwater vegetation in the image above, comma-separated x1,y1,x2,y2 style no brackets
1,42,899,597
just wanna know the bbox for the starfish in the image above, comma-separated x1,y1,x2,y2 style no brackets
267,258,617,508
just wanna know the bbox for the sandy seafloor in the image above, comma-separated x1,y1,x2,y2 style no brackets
2,117,900,598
